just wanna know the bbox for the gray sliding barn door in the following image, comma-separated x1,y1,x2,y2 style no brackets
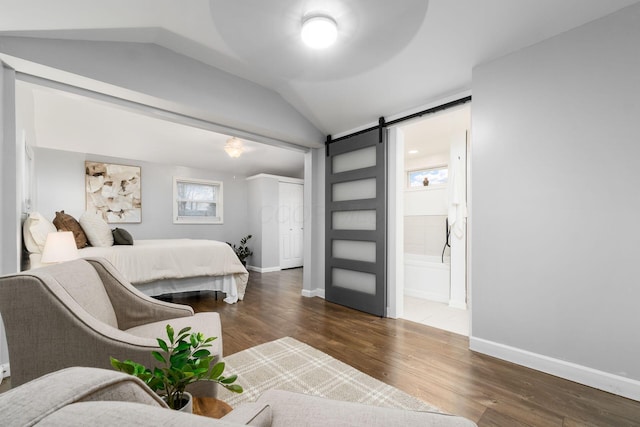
325,127,387,316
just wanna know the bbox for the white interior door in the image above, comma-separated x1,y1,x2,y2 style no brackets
279,182,304,269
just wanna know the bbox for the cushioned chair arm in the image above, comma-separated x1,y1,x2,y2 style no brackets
38,402,241,426
256,390,477,427
86,257,194,330
0,367,167,427
0,274,177,386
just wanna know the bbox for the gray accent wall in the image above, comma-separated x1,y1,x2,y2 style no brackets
0,65,18,275
471,2,640,385
33,147,250,243
0,64,16,371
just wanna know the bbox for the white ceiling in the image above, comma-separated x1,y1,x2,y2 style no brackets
3,0,639,173
402,103,471,159
17,82,306,177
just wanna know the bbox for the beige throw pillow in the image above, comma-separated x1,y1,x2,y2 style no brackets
80,211,114,247
23,212,57,253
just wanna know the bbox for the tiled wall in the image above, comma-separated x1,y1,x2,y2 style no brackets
404,214,450,258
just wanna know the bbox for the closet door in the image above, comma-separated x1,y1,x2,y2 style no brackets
325,128,387,316
279,182,303,269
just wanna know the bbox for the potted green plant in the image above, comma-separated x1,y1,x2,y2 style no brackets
110,324,242,411
227,234,253,266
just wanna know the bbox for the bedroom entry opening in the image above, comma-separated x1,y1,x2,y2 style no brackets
14,76,309,278
396,103,470,336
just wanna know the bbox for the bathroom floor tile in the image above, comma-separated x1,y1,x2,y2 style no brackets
402,296,469,336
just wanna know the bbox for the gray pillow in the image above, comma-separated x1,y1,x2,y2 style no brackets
112,228,134,245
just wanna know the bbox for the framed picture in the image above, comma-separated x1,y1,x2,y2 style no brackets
85,161,142,223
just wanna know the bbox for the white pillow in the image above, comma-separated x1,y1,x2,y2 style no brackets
79,211,114,247
23,212,57,254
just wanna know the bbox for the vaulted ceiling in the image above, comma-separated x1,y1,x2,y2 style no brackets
2,0,638,174
2,0,637,134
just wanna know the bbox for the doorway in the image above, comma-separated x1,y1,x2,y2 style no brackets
279,181,304,269
396,103,470,335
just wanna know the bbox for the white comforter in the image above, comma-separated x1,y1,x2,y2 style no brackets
77,239,248,299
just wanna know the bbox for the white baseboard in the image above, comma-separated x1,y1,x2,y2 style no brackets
470,336,640,402
247,265,281,273
301,288,325,299
404,288,448,304
1,363,9,379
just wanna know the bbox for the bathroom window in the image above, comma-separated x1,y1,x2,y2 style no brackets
173,177,223,224
407,166,448,188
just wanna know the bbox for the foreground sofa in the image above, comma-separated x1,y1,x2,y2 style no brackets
0,367,477,426
0,257,222,397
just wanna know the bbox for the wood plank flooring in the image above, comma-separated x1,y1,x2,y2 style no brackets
1,268,639,426
170,268,640,427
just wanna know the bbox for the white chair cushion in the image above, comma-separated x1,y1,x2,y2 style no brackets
44,260,119,328
80,211,114,247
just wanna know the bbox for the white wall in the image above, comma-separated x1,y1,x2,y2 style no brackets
471,3,640,399
0,65,18,275
33,147,250,244
0,64,17,374
246,175,280,271
404,187,447,217
405,152,448,172
387,128,404,318
404,152,449,256
302,147,325,297
404,154,449,258
0,37,323,148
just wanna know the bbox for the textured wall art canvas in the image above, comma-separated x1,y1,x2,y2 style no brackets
85,161,142,223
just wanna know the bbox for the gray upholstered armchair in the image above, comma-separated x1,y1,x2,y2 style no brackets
0,257,222,397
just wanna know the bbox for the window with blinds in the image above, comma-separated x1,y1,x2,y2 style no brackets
173,177,223,224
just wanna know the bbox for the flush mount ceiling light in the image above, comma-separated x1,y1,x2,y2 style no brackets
301,15,337,49
224,137,244,158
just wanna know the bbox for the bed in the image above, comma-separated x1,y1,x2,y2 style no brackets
29,239,248,304
23,211,249,304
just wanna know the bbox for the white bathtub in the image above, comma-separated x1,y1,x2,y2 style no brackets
404,254,450,303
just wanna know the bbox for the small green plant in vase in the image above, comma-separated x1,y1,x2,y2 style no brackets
111,324,242,410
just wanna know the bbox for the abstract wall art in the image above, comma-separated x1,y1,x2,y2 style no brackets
85,161,141,223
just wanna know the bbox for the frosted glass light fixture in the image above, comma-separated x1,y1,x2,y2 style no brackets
301,15,337,49
224,137,244,158
41,231,78,264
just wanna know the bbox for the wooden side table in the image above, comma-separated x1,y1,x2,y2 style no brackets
192,396,233,419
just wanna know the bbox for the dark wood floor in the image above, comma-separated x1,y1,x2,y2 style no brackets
170,268,640,427
1,269,639,426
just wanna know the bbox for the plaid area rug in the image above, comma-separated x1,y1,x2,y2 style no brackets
217,337,440,412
